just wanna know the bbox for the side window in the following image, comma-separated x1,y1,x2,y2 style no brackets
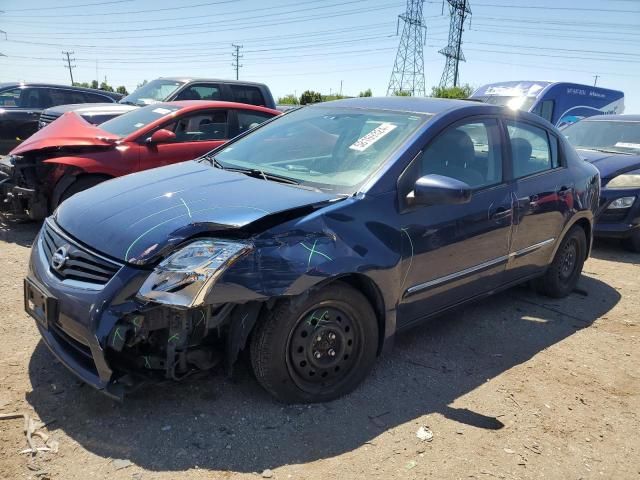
166,110,229,142
506,120,556,178
19,88,49,109
0,88,22,107
49,89,77,107
419,119,503,189
539,100,554,122
237,110,274,135
230,85,265,106
174,84,221,101
83,92,112,103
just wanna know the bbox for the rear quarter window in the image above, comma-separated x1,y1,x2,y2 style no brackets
230,85,265,106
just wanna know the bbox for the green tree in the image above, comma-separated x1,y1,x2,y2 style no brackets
430,84,473,99
137,79,148,89
99,81,115,92
277,94,299,105
358,88,372,97
299,90,322,105
392,90,412,96
116,86,129,95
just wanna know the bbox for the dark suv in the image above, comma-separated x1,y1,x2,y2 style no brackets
0,83,122,154
38,77,276,129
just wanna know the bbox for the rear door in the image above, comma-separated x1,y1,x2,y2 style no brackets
0,87,43,153
172,83,222,101
505,119,568,278
397,116,514,325
138,109,231,170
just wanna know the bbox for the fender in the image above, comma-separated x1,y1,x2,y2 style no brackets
548,211,594,262
43,155,120,175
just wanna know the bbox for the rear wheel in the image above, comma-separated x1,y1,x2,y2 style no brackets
535,225,586,298
250,282,378,403
622,231,640,253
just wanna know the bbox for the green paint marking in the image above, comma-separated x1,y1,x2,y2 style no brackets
168,333,180,343
132,317,142,328
300,241,332,269
112,327,124,346
180,198,192,218
307,310,329,327
144,356,151,368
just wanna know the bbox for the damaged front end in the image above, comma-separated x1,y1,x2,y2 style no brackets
0,154,55,220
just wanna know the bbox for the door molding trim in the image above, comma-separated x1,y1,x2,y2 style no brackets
404,237,555,297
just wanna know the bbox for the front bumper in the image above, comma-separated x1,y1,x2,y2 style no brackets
25,220,254,399
594,188,640,239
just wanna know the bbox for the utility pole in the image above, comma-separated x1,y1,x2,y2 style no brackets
387,0,428,96
593,75,600,86
439,0,472,88
62,51,76,85
231,44,243,80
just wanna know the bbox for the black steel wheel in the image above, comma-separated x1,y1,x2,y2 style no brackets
250,282,378,403
535,225,586,298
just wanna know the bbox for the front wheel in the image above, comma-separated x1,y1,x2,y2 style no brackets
250,282,379,403
54,175,110,211
534,225,587,298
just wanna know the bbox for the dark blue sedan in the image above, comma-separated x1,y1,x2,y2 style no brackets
24,97,600,403
563,114,640,252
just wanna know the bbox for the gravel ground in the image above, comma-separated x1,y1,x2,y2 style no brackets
1,217,639,480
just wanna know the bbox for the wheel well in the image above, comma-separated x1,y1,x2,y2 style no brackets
52,172,113,210
332,274,386,355
572,218,592,259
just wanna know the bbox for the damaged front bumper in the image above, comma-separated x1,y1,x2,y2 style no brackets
0,155,48,219
25,220,263,399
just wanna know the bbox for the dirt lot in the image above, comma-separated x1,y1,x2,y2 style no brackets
0,217,638,480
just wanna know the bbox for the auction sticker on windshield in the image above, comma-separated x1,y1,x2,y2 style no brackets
349,123,397,152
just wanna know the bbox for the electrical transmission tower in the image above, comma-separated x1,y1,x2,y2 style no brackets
387,0,427,97
438,0,471,88
231,44,243,80
62,51,76,85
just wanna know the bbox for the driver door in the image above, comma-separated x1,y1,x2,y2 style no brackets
397,117,514,326
138,109,231,171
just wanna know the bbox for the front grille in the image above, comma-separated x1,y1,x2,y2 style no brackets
38,112,60,129
41,221,122,286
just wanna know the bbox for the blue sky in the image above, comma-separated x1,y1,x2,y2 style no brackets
1,0,639,110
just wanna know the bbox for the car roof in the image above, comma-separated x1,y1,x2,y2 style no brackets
149,100,279,113
0,82,122,98
313,96,492,115
581,114,640,122
158,77,269,88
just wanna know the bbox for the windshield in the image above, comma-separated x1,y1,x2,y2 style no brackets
99,103,182,137
563,120,640,154
474,95,537,112
120,79,185,106
213,105,430,194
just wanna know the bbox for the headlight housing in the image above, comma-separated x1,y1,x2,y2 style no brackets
137,239,252,308
607,196,636,210
607,173,640,189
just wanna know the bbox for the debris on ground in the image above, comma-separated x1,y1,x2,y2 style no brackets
261,468,274,478
113,458,133,470
0,412,58,455
416,426,433,442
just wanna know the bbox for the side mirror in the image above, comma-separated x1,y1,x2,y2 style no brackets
146,128,176,144
409,174,472,206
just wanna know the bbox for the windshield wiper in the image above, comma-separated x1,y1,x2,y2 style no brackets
201,153,225,169
119,100,137,106
227,167,300,185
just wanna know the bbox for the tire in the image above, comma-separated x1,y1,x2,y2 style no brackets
622,231,640,253
534,225,587,298
250,282,379,403
55,175,109,208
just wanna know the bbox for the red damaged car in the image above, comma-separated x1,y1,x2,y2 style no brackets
0,101,280,219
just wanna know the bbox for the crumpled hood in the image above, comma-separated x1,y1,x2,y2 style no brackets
578,149,640,182
54,161,336,265
10,112,119,155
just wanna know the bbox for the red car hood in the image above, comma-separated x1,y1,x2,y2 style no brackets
10,112,120,155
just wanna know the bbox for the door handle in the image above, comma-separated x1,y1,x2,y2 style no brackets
491,207,512,221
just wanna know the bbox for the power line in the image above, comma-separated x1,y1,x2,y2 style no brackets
439,0,471,88
62,51,76,85
232,44,243,80
5,0,133,12
387,0,428,96
430,1,640,14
